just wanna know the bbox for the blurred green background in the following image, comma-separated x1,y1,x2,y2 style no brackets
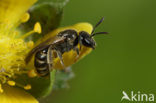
42,0,156,102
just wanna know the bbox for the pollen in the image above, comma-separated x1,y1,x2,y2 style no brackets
0,36,29,84
7,80,15,86
28,69,37,78
24,84,31,90
0,8,43,93
21,13,30,23
27,41,34,48
34,22,42,34
0,20,38,89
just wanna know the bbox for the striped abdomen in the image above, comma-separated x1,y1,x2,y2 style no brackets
34,48,50,76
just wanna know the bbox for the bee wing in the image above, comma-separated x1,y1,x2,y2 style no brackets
46,45,55,73
25,36,66,64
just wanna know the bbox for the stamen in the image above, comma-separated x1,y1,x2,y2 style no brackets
24,84,31,90
20,31,34,39
7,80,15,86
21,13,30,23
20,22,42,39
0,16,39,92
28,69,37,78
15,82,32,90
12,12,30,30
0,84,3,93
34,22,42,34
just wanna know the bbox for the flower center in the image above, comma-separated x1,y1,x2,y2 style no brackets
0,13,41,92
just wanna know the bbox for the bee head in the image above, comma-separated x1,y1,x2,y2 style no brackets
79,17,108,49
79,31,96,49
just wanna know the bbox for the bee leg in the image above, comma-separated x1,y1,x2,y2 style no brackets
79,43,82,51
47,45,53,71
74,47,79,58
56,51,65,68
79,38,82,51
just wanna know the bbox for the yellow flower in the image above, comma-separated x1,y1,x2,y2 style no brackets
0,0,94,103
0,0,38,103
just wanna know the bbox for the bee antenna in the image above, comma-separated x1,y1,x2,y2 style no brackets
91,17,104,36
91,32,109,37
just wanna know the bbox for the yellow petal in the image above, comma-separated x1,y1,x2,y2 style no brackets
0,0,37,31
33,23,93,70
0,85,38,103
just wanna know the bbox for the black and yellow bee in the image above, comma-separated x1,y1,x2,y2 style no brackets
25,17,108,76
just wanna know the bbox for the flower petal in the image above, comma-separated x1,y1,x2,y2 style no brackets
35,23,93,69
0,85,38,103
0,0,37,30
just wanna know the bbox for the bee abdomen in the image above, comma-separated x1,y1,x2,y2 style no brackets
35,51,47,60
35,59,47,68
34,49,50,77
36,67,50,76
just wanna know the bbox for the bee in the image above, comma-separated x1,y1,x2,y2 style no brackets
25,17,108,77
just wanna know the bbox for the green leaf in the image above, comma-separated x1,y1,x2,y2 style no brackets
15,70,56,98
30,3,63,34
